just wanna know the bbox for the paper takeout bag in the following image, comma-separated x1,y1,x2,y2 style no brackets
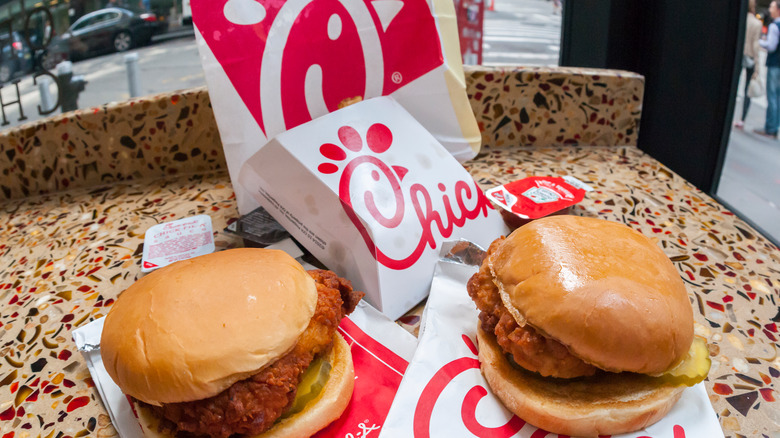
380,242,725,438
192,0,481,215
238,97,507,319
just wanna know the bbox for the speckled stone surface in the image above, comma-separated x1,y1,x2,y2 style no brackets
0,67,776,438
0,87,224,202
1,68,644,203
0,172,241,437
464,65,644,150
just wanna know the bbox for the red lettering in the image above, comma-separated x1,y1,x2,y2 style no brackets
413,356,481,437
413,334,526,437
339,152,492,270
462,386,525,436
340,155,405,229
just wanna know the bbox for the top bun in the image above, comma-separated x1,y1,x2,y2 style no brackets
101,248,317,405
488,216,693,374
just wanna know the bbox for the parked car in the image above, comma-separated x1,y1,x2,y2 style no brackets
0,31,34,83
48,7,167,62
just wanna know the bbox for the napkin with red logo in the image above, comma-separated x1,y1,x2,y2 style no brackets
379,241,725,438
238,97,508,320
73,299,416,438
192,0,481,215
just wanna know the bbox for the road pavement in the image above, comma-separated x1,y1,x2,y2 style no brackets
0,27,202,129
482,0,561,66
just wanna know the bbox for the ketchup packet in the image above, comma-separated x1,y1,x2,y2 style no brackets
238,97,507,319
486,176,591,229
192,0,481,215
380,241,725,438
73,283,416,438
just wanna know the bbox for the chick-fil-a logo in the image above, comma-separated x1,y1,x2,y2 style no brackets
317,124,492,270
410,335,689,438
192,0,442,139
413,334,526,437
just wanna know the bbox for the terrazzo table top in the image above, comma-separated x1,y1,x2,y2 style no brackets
1,146,778,438
0,66,777,438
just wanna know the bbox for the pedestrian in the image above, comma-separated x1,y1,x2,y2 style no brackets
736,0,762,129
552,0,562,15
756,0,780,138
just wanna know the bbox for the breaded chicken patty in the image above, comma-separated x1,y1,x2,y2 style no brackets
140,270,363,438
467,238,596,378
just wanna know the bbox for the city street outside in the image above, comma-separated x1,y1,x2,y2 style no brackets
720,63,780,244
0,0,562,129
0,28,202,127
481,0,561,66
0,0,776,243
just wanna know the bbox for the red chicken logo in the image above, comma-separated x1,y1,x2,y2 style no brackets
316,123,492,270
192,0,442,139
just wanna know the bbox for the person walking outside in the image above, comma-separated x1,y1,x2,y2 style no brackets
736,0,762,129
756,0,780,138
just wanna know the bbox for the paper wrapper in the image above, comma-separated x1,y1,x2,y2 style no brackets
192,0,481,215
73,242,417,437
238,97,508,320
381,241,725,438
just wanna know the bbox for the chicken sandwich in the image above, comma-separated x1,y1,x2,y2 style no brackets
468,216,710,437
101,248,363,437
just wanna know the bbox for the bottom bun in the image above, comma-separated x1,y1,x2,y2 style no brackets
134,331,355,438
477,327,685,438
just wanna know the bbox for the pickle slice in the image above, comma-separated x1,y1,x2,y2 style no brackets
655,336,711,386
281,356,332,417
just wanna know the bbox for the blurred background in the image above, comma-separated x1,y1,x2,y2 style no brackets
0,0,777,246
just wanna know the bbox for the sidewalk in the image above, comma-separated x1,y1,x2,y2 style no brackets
0,25,200,130
482,0,561,66
151,24,194,43
717,63,780,244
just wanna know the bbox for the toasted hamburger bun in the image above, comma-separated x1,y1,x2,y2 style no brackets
477,327,685,438
101,248,357,437
475,216,695,436
487,215,693,374
101,248,318,405
133,331,355,438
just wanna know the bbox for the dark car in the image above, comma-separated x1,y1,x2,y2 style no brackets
0,31,34,83
49,7,167,61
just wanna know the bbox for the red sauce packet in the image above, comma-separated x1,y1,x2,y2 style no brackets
486,176,592,228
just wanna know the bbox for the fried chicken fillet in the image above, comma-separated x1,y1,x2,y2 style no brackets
467,237,597,378
138,270,363,438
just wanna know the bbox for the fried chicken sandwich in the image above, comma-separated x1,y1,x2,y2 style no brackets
101,248,364,438
468,215,710,437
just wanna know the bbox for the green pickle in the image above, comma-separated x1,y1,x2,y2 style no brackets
654,336,711,386
281,356,332,418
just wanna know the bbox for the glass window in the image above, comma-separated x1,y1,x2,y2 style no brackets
719,4,780,243
72,14,101,31
0,0,564,130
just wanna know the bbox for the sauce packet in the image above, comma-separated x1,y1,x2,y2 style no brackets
486,176,592,229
